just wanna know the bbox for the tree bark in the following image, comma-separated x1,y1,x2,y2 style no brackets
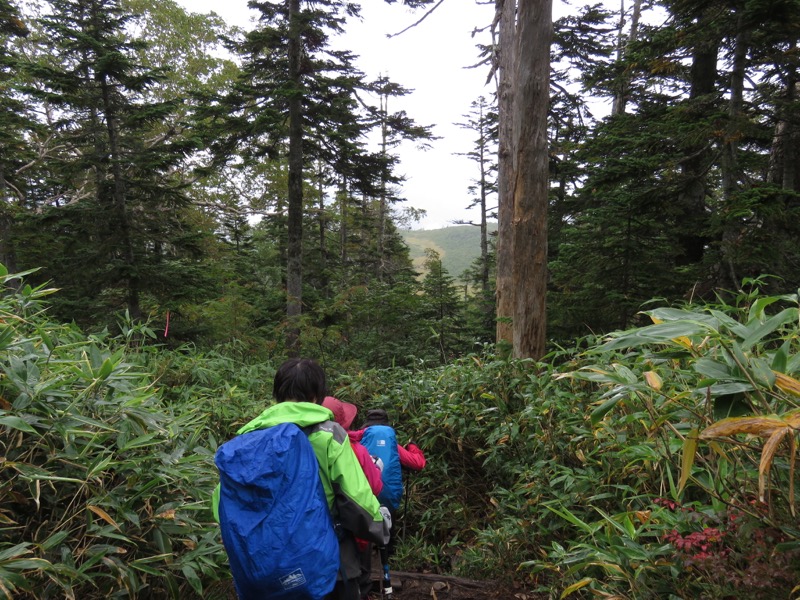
675,10,718,269
286,0,303,356
511,0,551,360
494,0,517,347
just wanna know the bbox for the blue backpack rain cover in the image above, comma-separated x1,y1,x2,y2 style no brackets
214,422,339,600
360,425,403,511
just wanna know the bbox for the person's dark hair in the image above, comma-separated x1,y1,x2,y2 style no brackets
273,358,327,404
362,408,390,428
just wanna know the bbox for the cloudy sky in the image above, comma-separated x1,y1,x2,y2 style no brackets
174,0,498,229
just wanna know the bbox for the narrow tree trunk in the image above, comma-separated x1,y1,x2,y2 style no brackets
720,20,749,286
477,100,490,294
285,0,303,356
99,73,140,320
339,176,348,267
318,165,325,263
378,91,388,280
676,13,718,268
512,0,551,360
611,0,642,116
494,0,517,348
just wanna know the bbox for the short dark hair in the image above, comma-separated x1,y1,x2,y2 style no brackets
273,358,327,404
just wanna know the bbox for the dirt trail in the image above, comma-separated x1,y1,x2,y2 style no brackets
373,571,542,600
206,570,543,600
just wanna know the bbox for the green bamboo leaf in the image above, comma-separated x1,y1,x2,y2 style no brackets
129,561,162,576
181,564,203,595
727,341,750,372
593,507,634,538
0,416,37,434
590,396,623,426
87,454,115,478
748,296,780,322
706,382,754,395
544,505,600,535
0,543,32,561
120,433,160,451
1,558,52,570
679,429,699,494
741,308,798,350
750,358,776,388
709,309,750,338
40,531,69,552
0,326,14,351
695,357,736,380
772,340,790,373
97,358,114,380
600,321,710,351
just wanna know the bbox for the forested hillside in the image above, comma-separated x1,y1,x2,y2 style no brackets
3,0,800,598
401,224,498,280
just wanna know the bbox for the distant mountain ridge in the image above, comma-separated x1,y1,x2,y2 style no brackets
400,223,497,280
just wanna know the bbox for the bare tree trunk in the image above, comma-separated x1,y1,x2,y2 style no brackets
339,176,348,270
611,0,642,116
286,0,303,356
494,0,517,347
378,91,389,280
478,112,489,294
316,161,329,297
511,0,551,360
768,53,799,193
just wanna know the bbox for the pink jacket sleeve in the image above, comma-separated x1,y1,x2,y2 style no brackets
349,434,383,495
397,442,426,471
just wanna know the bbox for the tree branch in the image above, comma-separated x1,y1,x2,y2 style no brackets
387,0,447,38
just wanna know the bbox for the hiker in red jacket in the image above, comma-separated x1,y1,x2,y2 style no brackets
351,409,426,599
322,396,383,496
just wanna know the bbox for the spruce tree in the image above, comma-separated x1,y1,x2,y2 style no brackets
421,249,466,364
15,0,211,325
0,0,31,272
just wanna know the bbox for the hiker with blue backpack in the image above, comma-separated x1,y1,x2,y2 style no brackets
352,408,426,599
213,358,391,600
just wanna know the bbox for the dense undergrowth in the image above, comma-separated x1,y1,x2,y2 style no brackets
2,266,800,598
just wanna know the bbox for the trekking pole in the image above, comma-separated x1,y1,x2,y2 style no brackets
379,543,392,599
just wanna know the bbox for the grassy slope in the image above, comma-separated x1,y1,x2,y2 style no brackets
401,223,497,280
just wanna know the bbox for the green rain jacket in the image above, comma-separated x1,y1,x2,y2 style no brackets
213,401,389,579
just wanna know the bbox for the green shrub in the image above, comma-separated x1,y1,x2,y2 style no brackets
0,266,229,599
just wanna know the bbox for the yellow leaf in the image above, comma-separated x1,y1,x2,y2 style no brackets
679,429,699,494
644,371,662,391
774,371,800,398
759,428,788,503
700,416,787,439
560,578,593,599
707,441,730,459
784,411,800,429
87,505,120,531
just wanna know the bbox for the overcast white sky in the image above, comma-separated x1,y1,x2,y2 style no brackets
174,1,575,229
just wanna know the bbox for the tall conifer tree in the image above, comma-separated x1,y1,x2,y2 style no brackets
16,0,207,324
